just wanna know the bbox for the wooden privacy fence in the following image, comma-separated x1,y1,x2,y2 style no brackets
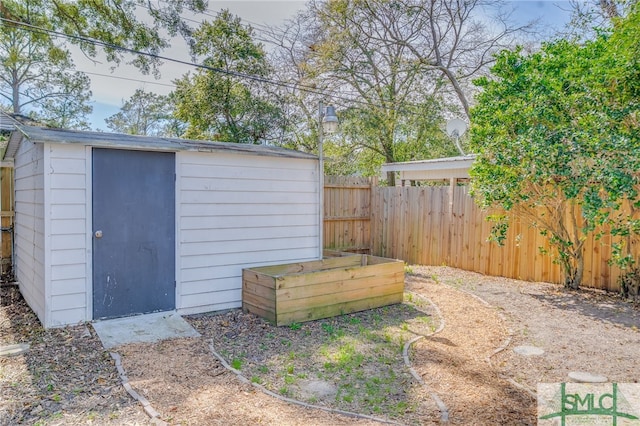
373,185,629,290
323,176,373,253
1,166,12,275
324,179,627,291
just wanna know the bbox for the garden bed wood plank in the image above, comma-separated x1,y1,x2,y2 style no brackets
242,255,404,326
242,300,276,323
277,272,404,301
252,256,362,276
277,280,404,314
242,279,276,301
276,294,404,325
274,261,400,289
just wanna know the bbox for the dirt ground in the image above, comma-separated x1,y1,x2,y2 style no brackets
2,266,639,425
416,267,640,389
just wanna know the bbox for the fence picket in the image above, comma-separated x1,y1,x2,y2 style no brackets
324,179,627,290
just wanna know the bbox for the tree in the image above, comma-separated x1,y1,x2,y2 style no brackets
285,1,461,183
0,0,207,75
1,0,207,127
172,10,285,144
565,0,633,39
259,9,341,155
469,6,640,290
35,72,92,130
105,89,176,136
160,92,188,138
267,0,529,182
591,4,640,297
0,0,92,128
326,100,455,178
313,0,530,121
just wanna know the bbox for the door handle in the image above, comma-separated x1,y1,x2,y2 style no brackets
95,230,103,238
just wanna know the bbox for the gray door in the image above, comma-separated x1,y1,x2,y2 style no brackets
92,148,175,320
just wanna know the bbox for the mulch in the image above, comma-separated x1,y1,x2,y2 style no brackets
115,274,537,425
406,275,536,424
2,266,639,425
118,338,382,426
0,284,148,425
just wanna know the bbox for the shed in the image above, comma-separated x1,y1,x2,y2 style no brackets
5,126,321,327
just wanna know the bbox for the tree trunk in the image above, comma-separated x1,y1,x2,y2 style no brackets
382,134,396,186
12,72,20,113
564,251,585,290
437,66,470,120
387,170,396,187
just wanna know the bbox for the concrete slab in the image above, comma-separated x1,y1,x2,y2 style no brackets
92,311,200,349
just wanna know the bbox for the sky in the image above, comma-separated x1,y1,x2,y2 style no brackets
77,0,574,131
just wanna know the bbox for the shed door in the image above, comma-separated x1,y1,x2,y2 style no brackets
92,148,175,320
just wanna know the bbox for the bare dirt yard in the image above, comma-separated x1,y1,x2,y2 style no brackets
1,266,639,425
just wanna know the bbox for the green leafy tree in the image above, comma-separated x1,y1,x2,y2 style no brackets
23,0,206,75
0,0,92,128
1,0,207,127
173,10,285,143
105,89,177,136
324,100,455,178
160,92,188,138
469,6,640,290
35,72,92,129
592,5,640,297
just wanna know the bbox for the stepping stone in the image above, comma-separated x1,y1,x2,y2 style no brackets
297,380,337,400
0,343,30,357
568,371,608,383
513,345,544,356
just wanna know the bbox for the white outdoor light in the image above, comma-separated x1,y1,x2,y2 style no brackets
318,102,339,259
322,105,339,134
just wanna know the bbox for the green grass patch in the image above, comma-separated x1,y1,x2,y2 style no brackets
203,298,437,422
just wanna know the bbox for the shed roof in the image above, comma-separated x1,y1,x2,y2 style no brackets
381,155,476,181
4,125,317,162
0,113,18,132
0,112,43,132
1,114,47,166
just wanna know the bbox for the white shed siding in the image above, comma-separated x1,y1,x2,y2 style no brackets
177,151,319,315
14,138,45,324
45,144,88,327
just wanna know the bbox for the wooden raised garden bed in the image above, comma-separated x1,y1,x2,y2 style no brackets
242,255,405,326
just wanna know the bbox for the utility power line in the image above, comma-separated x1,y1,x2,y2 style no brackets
155,0,277,32
2,16,431,116
80,70,176,88
0,17,359,105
